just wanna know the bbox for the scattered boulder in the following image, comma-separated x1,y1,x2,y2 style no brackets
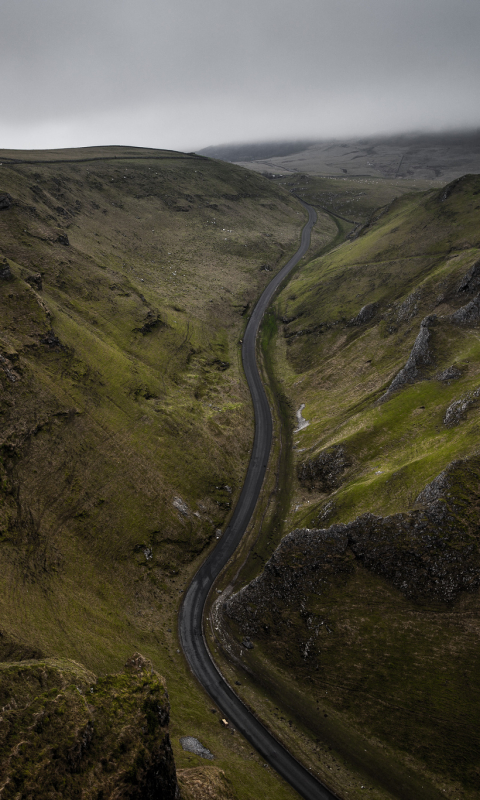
125,651,154,675
0,258,13,281
436,365,461,382
0,193,12,210
379,316,436,401
173,496,190,516
56,233,69,246
40,330,64,350
134,310,165,334
25,272,43,291
298,445,351,493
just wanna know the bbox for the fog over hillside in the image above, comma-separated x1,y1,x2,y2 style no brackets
199,130,480,181
0,0,479,150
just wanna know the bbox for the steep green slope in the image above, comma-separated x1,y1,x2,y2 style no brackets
222,175,480,799
0,146,325,800
0,145,306,665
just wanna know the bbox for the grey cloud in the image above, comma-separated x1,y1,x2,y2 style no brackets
0,0,479,149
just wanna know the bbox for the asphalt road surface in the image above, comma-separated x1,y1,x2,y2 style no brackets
179,201,338,800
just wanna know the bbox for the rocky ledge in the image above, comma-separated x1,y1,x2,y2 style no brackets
0,653,178,800
226,457,480,640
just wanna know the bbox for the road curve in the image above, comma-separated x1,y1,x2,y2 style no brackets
179,201,338,800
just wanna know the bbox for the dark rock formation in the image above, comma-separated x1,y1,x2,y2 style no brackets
0,258,13,281
297,444,351,493
348,302,377,326
25,272,43,291
0,193,12,210
225,457,480,640
436,365,461,382
40,330,64,349
450,293,480,325
56,233,70,246
457,259,480,294
0,653,178,800
379,316,436,401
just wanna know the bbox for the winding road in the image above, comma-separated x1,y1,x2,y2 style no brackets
179,201,338,800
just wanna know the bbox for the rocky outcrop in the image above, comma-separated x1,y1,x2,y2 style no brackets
457,259,480,293
379,316,436,401
396,290,419,323
443,387,480,426
225,458,480,640
0,193,12,210
0,653,178,800
436,365,461,382
297,445,351,493
134,310,165,335
40,329,65,350
348,302,377,326
25,272,43,291
450,293,480,325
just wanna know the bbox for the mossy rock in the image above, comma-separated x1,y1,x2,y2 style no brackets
0,653,177,799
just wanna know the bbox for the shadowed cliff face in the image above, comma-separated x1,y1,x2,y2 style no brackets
226,456,480,635
223,457,480,793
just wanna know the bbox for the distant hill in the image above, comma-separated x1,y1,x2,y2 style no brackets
199,130,480,181
198,140,318,164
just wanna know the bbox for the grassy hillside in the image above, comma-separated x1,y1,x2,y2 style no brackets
221,175,480,799
0,146,328,800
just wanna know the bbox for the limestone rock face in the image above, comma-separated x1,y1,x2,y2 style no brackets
0,654,178,800
450,293,480,325
379,316,436,401
443,387,480,426
226,457,480,641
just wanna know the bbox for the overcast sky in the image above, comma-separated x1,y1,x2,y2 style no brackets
1,0,479,152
